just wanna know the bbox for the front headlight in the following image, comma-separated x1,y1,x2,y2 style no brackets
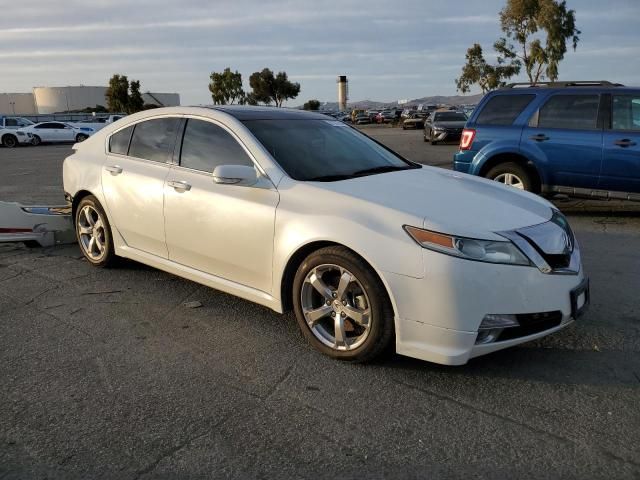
432,126,445,132
404,225,531,266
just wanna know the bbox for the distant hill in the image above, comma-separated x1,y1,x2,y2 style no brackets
306,93,484,111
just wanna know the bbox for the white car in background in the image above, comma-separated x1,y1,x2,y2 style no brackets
0,127,34,148
63,106,589,365
19,121,95,146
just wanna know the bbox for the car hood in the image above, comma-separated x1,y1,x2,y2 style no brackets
433,120,466,128
311,166,552,240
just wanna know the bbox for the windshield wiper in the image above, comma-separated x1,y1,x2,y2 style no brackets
350,165,415,177
306,174,355,182
306,164,419,182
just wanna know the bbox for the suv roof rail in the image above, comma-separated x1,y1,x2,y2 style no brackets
503,81,624,89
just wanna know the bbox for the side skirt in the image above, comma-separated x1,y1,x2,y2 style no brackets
116,243,283,313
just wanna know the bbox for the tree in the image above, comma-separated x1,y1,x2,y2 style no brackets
249,68,301,107
303,99,321,111
495,0,580,83
128,80,144,113
105,74,146,113
273,71,301,107
209,68,245,105
249,68,275,105
105,74,130,113
456,43,521,94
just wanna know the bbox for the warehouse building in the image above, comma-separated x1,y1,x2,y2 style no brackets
0,86,180,115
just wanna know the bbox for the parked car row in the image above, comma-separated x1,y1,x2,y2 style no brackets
0,115,127,148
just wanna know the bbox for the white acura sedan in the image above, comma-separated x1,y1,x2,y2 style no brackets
63,106,589,365
20,121,94,145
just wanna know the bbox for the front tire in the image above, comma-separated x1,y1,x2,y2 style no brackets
31,135,41,146
2,134,18,148
75,133,88,142
75,196,116,267
485,162,533,191
292,246,394,362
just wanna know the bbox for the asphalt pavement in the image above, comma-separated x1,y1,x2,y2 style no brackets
1,131,639,479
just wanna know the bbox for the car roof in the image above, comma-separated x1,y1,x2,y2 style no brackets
205,105,329,120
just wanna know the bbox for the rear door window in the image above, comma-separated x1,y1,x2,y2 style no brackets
109,126,134,155
538,95,600,130
475,95,535,125
612,95,640,131
128,117,180,162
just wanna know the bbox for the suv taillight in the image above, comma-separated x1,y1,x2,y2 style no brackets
459,129,476,150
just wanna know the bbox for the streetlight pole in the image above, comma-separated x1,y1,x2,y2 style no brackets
9,101,15,115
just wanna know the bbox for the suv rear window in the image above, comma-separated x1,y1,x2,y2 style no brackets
475,94,535,126
538,95,600,130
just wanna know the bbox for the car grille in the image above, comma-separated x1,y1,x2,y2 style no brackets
510,211,578,274
497,311,563,341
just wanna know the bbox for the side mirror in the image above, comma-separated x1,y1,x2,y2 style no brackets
212,165,258,186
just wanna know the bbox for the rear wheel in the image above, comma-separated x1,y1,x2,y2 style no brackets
75,196,116,267
2,134,17,148
293,246,394,362
485,162,533,191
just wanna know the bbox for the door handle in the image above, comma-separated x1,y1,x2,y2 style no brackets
167,180,192,192
530,134,550,142
105,165,123,175
614,138,637,147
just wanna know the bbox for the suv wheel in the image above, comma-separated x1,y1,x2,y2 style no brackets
293,246,394,362
486,162,532,191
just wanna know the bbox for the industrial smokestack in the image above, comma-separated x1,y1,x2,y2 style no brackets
337,75,348,112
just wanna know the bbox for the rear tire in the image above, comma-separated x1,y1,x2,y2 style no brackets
485,162,533,191
292,246,394,363
75,195,116,267
2,134,18,148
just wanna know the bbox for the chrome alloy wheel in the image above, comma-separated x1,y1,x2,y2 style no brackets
494,172,525,190
77,205,107,261
301,264,371,351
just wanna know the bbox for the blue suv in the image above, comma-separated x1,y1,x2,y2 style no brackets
453,81,640,201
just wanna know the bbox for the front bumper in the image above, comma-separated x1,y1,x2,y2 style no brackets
16,133,33,145
385,249,586,365
432,128,463,142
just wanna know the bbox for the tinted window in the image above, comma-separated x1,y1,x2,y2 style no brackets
35,123,50,129
538,95,600,130
51,123,66,129
180,119,253,172
5,119,18,127
612,95,640,131
109,126,134,155
433,112,467,121
475,94,535,125
128,118,180,162
244,119,415,181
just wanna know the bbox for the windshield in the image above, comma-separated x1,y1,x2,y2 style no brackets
244,119,418,181
434,112,467,121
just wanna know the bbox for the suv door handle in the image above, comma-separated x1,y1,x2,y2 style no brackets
530,134,550,142
614,138,637,147
167,180,192,192
105,165,123,175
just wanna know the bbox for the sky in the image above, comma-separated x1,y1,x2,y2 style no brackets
1,0,639,106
